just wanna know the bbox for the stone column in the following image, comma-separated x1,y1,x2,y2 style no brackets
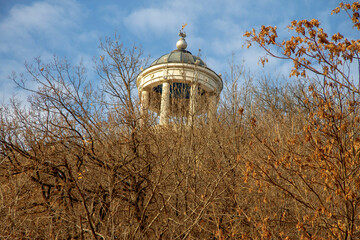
188,84,197,126
140,89,149,126
208,93,218,125
159,82,170,125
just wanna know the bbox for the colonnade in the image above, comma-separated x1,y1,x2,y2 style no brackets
139,81,218,126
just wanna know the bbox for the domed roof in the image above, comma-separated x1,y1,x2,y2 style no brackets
150,49,207,67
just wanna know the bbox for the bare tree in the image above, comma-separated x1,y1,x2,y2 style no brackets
97,34,148,129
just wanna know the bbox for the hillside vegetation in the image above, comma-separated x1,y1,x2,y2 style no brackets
1,2,360,239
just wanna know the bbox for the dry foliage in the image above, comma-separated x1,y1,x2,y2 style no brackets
1,2,360,239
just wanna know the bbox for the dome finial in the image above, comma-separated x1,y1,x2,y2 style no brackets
176,24,187,50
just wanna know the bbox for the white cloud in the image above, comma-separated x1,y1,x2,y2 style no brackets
100,4,127,27
123,0,213,37
0,0,83,51
125,8,183,36
0,0,87,103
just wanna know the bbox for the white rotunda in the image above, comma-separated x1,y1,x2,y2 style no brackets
136,29,223,126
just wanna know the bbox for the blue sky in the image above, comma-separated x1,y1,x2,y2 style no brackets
0,0,357,103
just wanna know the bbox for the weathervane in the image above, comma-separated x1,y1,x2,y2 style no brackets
179,23,187,38
176,23,188,50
